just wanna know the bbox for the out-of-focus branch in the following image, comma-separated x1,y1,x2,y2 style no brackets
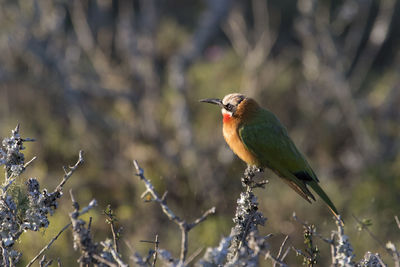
133,160,216,264
265,251,289,267
267,235,290,267
223,0,279,96
353,214,400,266
296,0,377,166
349,0,397,92
168,0,234,168
69,0,130,90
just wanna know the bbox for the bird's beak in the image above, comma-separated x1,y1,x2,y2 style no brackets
199,98,223,108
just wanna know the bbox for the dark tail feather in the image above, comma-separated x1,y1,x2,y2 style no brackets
282,179,314,203
308,181,343,223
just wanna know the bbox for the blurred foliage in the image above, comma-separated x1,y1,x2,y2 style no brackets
0,0,399,265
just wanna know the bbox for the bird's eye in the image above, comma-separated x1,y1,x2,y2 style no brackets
225,103,234,111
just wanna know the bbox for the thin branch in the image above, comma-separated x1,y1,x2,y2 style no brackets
26,223,72,267
23,156,37,169
92,254,118,267
184,247,203,266
152,234,159,267
56,150,84,192
100,241,128,267
139,235,160,266
265,251,289,267
352,214,386,249
104,206,120,254
274,235,289,267
133,160,216,263
395,216,400,230
330,232,337,265
39,255,53,267
110,223,119,253
187,207,217,230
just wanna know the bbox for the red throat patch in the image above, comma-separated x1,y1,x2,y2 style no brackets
223,113,232,123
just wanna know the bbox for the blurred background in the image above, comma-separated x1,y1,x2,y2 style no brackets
1,0,399,265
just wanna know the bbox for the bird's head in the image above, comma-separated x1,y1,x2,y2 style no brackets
200,93,247,122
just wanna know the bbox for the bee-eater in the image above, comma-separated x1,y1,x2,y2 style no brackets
200,93,339,218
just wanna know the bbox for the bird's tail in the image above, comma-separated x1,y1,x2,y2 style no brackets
308,181,342,223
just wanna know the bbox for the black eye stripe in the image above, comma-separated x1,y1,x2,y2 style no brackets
225,104,233,111
223,95,245,113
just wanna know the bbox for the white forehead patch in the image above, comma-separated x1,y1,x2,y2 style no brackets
222,93,246,106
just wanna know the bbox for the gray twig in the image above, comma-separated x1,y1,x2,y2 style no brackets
265,251,289,267
26,223,72,267
56,150,84,192
133,160,216,264
152,235,159,267
23,156,37,169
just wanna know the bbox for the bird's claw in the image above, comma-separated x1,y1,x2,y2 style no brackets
242,166,267,189
241,178,269,189
244,165,263,177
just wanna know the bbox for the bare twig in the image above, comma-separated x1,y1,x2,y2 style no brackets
23,156,37,169
56,150,84,192
39,255,53,267
92,254,118,267
152,235,159,267
266,235,290,267
274,235,290,266
187,207,217,230
352,214,386,250
26,223,72,267
184,247,203,266
100,240,128,267
329,232,337,265
140,235,160,267
395,216,400,230
104,205,120,254
265,251,289,267
133,160,216,263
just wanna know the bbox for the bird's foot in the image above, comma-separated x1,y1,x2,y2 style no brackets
242,166,267,189
241,178,269,189
244,165,263,177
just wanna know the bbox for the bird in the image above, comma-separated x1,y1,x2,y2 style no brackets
200,93,340,218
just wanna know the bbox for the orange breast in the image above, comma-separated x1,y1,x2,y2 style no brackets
222,118,259,166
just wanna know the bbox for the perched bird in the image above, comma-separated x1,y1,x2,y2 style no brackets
200,93,339,218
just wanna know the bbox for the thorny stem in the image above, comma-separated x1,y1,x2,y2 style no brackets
56,150,84,192
133,160,216,263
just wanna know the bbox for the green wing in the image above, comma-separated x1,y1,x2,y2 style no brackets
238,109,339,216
